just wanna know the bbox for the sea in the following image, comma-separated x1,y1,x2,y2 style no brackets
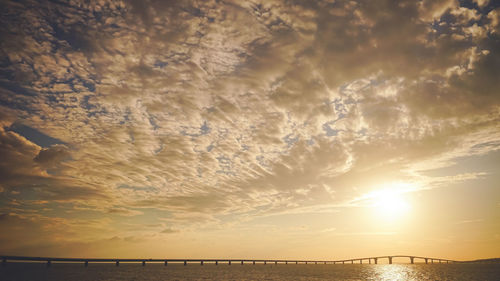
1,262,500,281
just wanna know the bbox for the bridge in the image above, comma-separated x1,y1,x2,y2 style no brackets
1,255,459,267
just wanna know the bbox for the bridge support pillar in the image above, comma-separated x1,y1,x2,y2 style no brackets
253,261,255,265
324,261,326,264
315,261,317,265
264,261,266,265
229,261,232,265
184,260,187,266
446,260,449,264
296,261,298,264
215,261,218,265
388,257,392,264
201,261,203,266
374,258,377,264
241,261,244,265
439,260,442,264
351,260,353,264
116,261,119,267
164,261,168,266
84,261,88,267
360,259,362,264
275,261,278,265
342,261,345,264
369,259,371,264
46,261,51,267
410,257,414,264
142,261,146,266
425,258,428,264
286,261,288,265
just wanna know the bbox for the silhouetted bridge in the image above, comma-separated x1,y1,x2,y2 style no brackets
1,255,459,267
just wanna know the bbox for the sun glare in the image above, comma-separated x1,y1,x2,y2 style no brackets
366,182,414,221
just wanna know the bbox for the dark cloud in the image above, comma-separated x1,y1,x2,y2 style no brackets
0,119,106,203
34,144,70,167
0,125,43,183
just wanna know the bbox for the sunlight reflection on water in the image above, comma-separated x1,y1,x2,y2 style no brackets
371,264,417,281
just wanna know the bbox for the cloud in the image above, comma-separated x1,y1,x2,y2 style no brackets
1,0,499,255
34,144,70,168
473,0,490,8
454,219,483,225
0,119,107,203
419,0,457,21
161,228,179,234
106,207,144,217
0,125,45,183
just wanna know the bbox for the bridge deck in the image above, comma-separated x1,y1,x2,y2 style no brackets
1,255,460,265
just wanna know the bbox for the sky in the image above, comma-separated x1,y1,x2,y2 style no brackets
0,0,499,261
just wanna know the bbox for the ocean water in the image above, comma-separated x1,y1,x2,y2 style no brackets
1,263,500,281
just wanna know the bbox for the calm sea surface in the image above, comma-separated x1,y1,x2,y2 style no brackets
1,263,500,281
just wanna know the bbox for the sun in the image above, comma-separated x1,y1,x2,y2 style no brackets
366,183,413,221
372,189,410,218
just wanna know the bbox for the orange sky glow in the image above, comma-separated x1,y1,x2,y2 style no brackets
0,0,499,261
